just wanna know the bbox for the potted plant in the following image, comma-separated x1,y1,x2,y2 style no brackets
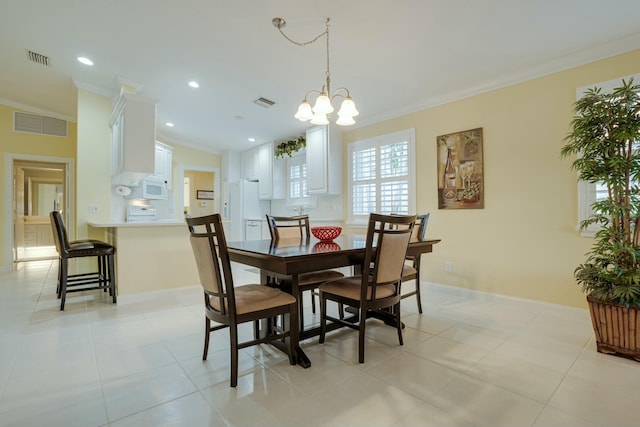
561,78,640,360
275,135,306,158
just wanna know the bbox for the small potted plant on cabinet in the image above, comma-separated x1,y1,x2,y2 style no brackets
561,78,640,360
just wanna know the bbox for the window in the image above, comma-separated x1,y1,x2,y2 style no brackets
576,73,640,236
288,155,308,199
348,129,416,225
286,153,316,209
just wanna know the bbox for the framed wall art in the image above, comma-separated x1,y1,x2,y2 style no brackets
196,190,214,200
437,127,484,209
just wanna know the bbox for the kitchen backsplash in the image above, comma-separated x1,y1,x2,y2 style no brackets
270,194,343,221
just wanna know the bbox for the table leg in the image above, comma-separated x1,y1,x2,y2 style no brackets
261,270,311,368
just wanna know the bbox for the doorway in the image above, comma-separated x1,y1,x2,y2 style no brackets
180,166,220,218
9,157,72,263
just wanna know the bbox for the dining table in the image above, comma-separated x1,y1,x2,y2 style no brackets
226,232,441,368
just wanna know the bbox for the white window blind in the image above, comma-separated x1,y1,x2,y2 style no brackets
286,153,316,209
348,129,415,225
289,157,307,199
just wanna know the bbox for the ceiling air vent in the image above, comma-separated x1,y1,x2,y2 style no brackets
254,97,275,108
14,112,67,137
26,49,51,67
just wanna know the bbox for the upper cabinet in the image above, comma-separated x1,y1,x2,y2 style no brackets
241,146,259,181
306,125,342,194
110,93,157,185
241,143,284,199
258,142,285,199
149,141,173,188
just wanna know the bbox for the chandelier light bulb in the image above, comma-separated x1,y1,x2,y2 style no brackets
337,97,359,117
336,114,356,126
310,111,330,125
312,94,334,114
294,100,313,121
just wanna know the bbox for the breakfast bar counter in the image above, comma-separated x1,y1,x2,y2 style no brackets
89,220,200,295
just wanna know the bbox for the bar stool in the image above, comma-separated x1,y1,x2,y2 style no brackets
49,211,116,311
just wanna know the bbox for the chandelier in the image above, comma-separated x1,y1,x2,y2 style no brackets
272,17,359,126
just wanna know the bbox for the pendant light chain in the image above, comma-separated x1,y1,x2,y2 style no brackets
325,18,331,95
275,18,329,47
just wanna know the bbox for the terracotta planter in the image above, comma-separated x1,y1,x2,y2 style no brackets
587,295,640,361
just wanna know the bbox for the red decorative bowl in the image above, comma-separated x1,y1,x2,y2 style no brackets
311,226,342,241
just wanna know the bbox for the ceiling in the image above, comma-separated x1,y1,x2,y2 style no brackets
1,1,639,153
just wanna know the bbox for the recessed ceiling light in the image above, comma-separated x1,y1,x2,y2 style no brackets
248,138,255,142
188,81,199,88
77,56,93,66
166,122,174,127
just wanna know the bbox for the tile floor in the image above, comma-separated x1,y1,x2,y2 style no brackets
1,260,640,427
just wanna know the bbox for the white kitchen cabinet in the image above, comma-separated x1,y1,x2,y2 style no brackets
241,147,259,181
306,125,342,194
261,220,272,240
150,142,173,188
244,219,262,241
258,142,285,199
110,93,157,185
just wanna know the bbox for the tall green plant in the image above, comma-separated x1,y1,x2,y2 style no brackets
561,78,640,305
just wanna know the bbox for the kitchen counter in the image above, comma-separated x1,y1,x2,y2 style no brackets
89,220,199,295
88,219,186,228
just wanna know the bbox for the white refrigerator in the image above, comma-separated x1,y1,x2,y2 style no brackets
221,180,264,241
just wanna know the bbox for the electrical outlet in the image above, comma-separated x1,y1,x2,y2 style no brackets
445,261,452,273
88,204,98,214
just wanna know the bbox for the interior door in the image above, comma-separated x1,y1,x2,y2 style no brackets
13,160,65,262
13,166,25,261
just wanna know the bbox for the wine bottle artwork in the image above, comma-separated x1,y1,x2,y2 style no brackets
437,128,484,209
443,147,457,201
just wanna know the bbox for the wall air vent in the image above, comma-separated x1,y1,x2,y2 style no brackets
254,97,275,108
26,49,51,67
14,112,67,137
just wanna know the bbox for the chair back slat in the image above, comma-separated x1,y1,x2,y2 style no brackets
410,213,430,243
266,215,311,241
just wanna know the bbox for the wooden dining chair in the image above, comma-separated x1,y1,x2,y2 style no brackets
265,215,344,326
50,210,116,311
318,213,416,363
186,214,297,387
399,213,430,313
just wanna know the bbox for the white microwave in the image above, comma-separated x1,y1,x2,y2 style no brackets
142,178,168,199
125,178,168,200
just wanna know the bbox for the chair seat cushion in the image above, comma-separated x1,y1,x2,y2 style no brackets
234,284,296,315
401,265,417,279
319,276,396,301
298,270,344,286
66,241,115,257
65,241,115,257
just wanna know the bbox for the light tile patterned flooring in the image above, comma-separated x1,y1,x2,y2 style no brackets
1,260,639,427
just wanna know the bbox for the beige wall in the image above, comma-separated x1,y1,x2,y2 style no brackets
0,103,77,270
342,49,640,309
